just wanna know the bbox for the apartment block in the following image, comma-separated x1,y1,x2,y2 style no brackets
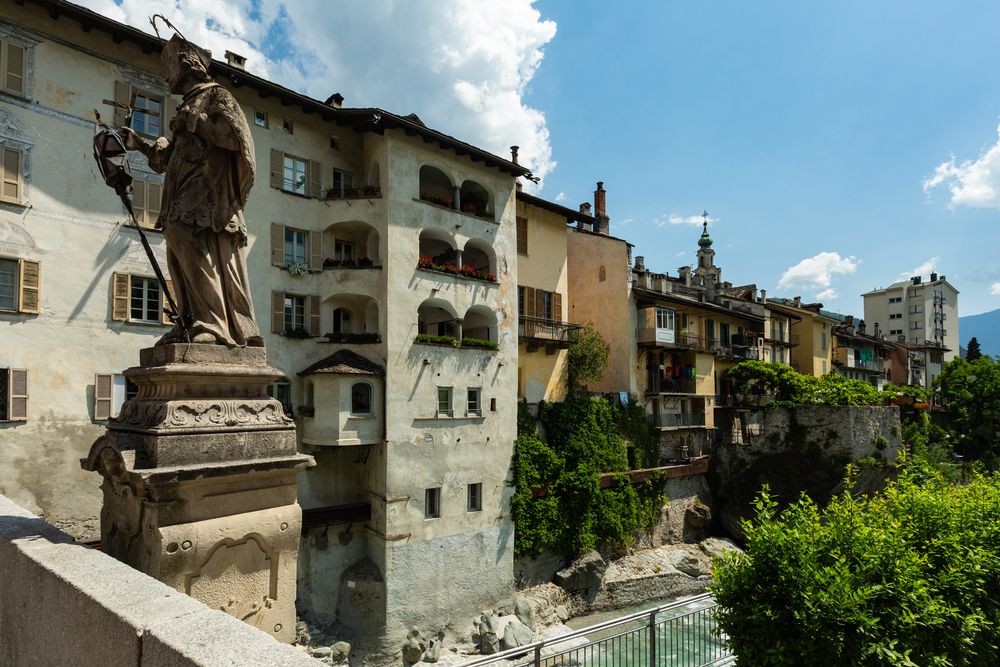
862,272,959,364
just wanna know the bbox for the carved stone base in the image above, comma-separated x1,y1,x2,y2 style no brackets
82,344,314,643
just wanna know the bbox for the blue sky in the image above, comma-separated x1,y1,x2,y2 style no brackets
87,0,1000,318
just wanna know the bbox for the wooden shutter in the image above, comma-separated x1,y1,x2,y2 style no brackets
516,216,528,255
0,146,21,205
535,289,545,321
308,295,320,336
112,272,130,321
271,223,284,266
309,230,322,272
553,292,562,323
18,259,39,314
8,368,27,421
147,182,161,227
3,41,26,97
308,161,322,199
271,291,284,333
94,373,113,421
270,149,283,189
133,179,147,226
524,286,535,318
113,81,132,128
160,279,175,325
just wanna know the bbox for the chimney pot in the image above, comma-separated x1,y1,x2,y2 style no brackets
930,272,938,282
579,202,592,216
510,146,520,165
224,50,247,70
324,93,345,109
793,296,801,307
634,256,645,272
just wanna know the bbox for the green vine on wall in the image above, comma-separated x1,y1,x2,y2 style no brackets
511,397,665,558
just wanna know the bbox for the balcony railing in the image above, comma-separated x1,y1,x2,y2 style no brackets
519,316,581,345
854,358,885,372
323,257,381,270
325,185,382,200
657,412,707,428
637,328,712,351
646,377,698,395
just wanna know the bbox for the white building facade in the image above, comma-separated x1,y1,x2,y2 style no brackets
862,272,959,367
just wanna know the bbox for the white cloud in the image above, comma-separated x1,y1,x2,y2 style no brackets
991,282,1000,295
619,217,633,226
896,256,940,282
77,0,558,186
554,192,567,202
777,252,860,296
653,213,716,228
816,288,839,300
924,125,1000,208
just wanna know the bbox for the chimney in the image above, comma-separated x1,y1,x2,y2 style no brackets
634,256,645,272
874,322,880,339
930,272,938,282
224,50,247,70
858,320,866,335
845,315,854,325
511,146,522,191
324,93,345,109
579,202,592,216
678,266,691,286
594,182,610,234
911,276,921,285
760,289,766,303
793,296,801,307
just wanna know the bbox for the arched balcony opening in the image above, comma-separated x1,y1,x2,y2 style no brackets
368,161,381,190
462,238,496,278
419,165,454,208
463,305,498,344
460,180,491,219
323,220,381,268
322,294,380,343
418,229,457,267
417,298,458,340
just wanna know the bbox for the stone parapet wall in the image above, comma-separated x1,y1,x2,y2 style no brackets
0,494,319,667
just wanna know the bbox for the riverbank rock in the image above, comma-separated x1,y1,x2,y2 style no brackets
699,536,741,561
500,617,534,650
402,628,427,664
554,550,607,593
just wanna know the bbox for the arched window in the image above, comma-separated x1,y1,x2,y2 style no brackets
419,165,453,207
351,382,373,415
460,180,491,218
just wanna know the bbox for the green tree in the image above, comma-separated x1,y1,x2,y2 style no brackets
967,336,983,361
566,325,610,394
726,361,884,407
712,467,1000,666
935,356,1000,464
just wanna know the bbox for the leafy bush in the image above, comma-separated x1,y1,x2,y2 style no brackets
567,325,610,394
460,337,498,350
712,466,1000,666
414,333,459,347
726,361,885,407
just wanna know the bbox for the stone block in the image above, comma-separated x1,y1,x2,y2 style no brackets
140,343,267,367
554,550,607,593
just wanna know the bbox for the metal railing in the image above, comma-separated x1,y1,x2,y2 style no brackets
646,378,698,395
658,413,707,428
460,594,730,667
519,316,582,343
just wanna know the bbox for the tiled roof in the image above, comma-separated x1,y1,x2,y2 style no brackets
299,350,384,377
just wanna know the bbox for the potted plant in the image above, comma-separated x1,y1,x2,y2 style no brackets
286,260,310,276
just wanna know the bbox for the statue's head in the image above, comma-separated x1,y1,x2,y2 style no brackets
162,34,212,93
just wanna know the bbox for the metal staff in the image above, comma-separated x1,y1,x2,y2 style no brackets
92,106,186,334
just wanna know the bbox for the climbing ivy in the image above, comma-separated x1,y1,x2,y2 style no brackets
726,361,885,407
511,397,665,558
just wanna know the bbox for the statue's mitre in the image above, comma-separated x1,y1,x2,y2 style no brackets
162,34,212,71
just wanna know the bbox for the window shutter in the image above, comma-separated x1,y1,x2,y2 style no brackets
4,42,26,97
524,286,535,318
18,259,39,314
270,149,283,189
271,223,284,266
1,146,21,205
8,368,27,421
309,230,322,272
114,81,133,128
112,272,130,321
553,292,562,323
133,179,147,226
535,289,545,321
161,279,175,325
308,295,320,336
147,182,161,227
516,216,528,255
94,373,113,421
308,161,322,199
271,291,284,333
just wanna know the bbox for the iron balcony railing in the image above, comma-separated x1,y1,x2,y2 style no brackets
647,378,699,395
853,358,885,372
460,593,730,667
657,413,707,428
519,316,582,344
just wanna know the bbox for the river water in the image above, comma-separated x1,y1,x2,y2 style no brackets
560,595,731,666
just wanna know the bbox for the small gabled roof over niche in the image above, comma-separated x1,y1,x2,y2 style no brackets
299,350,385,377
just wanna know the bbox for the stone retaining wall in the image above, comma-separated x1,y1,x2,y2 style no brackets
0,494,319,667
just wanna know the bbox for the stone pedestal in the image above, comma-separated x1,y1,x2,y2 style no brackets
82,344,314,643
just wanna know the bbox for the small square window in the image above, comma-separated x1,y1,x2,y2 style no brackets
467,483,482,512
425,487,441,519
132,93,162,136
282,118,294,134
254,109,268,128
437,387,453,417
467,388,481,417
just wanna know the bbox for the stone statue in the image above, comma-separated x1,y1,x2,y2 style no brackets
122,34,262,347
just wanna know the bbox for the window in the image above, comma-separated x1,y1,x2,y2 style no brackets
889,296,902,303
351,382,373,416
1,145,23,205
890,329,903,336
132,93,162,137
467,483,482,512
889,313,902,320
334,239,354,262
283,155,307,195
519,286,562,322
0,368,28,421
0,258,38,313
112,273,171,325
910,305,924,314
93,373,139,420
516,216,528,255
284,295,306,333
332,169,354,197
425,487,441,519
821,360,827,374
254,109,268,128
820,332,828,352
0,38,28,97
0,258,14,310
129,276,161,323
284,228,307,266
437,386,453,417
282,118,294,134
333,308,352,334
910,321,923,330
656,307,675,331
132,178,162,229
266,380,292,417
467,388,481,417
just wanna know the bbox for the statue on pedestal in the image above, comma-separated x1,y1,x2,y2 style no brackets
122,34,262,347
